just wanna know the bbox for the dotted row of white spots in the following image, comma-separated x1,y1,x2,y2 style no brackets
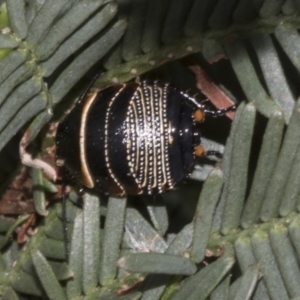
152,82,162,192
137,87,148,188
162,84,173,189
151,83,159,190
143,82,154,193
133,91,144,175
104,85,126,195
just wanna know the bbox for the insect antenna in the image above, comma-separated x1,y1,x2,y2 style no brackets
204,105,237,117
180,91,236,117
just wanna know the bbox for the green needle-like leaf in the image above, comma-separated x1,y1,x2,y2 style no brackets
32,250,66,300
118,253,197,275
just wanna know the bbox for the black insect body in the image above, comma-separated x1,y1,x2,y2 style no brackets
56,81,234,196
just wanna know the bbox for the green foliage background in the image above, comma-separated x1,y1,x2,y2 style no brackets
0,0,300,299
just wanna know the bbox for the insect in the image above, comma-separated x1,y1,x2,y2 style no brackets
56,80,236,196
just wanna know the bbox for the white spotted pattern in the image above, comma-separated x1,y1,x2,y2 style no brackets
125,82,173,194
104,84,126,195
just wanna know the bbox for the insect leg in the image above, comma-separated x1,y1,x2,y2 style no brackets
205,150,223,159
